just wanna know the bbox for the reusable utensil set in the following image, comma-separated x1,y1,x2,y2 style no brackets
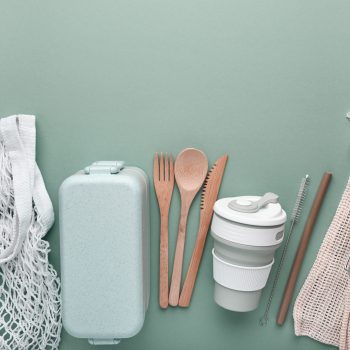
153,147,335,337
154,148,228,308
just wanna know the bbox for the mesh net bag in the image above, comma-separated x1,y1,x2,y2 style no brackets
293,177,350,350
0,115,61,349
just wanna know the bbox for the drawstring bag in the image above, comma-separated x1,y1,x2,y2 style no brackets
0,115,61,349
294,178,350,350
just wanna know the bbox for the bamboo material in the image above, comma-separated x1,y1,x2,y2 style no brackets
153,153,175,309
276,172,332,325
169,148,208,306
178,154,228,307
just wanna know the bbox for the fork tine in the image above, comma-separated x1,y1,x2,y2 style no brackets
169,154,174,181
165,153,169,181
160,152,164,181
153,153,159,182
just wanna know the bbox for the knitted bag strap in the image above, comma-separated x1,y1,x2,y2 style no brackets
17,115,54,232
0,115,34,263
0,114,53,263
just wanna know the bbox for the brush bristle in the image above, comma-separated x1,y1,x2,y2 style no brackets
291,175,310,222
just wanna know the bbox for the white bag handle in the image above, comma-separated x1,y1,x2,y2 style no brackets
0,115,54,263
17,115,54,232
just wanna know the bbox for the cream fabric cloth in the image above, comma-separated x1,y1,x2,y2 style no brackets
294,178,350,350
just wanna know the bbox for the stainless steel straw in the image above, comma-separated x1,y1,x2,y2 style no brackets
259,175,310,326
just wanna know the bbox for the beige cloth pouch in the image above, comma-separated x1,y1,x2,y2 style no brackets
294,178,350,349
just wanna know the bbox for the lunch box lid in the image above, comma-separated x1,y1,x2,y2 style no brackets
59,161,150,345
214,195,287,227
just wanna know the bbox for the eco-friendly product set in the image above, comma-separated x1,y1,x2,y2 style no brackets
151,147,350,350
2,114,350,350
153,148,228,308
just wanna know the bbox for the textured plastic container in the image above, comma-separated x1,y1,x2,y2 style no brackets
59,161,150,345
211,195,286,312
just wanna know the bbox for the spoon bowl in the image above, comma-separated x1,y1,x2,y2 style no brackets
175,149,209,193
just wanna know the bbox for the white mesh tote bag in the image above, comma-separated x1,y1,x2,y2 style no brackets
294,178,350,350
0,115,61,349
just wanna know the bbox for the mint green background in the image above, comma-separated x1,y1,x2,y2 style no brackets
1,1,350,349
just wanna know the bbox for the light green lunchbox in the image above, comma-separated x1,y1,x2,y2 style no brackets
59,161,150,345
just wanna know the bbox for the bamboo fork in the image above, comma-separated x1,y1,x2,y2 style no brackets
153,153,175,309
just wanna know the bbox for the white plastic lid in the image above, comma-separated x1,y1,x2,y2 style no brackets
214,196,287,227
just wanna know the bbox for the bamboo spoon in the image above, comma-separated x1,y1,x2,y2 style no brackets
169,148,208,306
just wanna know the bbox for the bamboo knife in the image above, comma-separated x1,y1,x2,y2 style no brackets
178,154,228,307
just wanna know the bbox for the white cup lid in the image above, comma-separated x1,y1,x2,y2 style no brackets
214,196,287,227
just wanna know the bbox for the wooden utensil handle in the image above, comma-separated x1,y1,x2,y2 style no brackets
169,204,189,306
178,223,208,307
277,172,332,325
159,213,169,309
